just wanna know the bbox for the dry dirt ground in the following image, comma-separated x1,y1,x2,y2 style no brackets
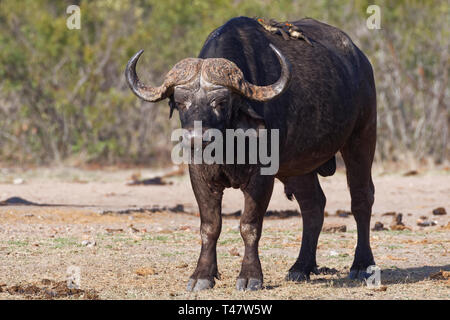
0,167,448,300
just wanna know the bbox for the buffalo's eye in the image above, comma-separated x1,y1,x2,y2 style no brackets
211,99,226,110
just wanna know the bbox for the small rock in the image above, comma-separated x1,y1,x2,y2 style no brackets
432,207,446,216
328,250,339,257
81,240,96,247
382,211,396,216
13,178,25,185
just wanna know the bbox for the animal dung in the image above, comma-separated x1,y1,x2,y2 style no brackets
393,213,404,225
403,170,418,176
126,167,184,186
389,213,412,231
370,285,388,292
390,225,410,231
127,176,172,186
440,222,450,230
222,210,242,218
416,218,437,227
135,267,156,276
129,224,141,233
429,270,450,280
265,209,300,219
3,280,99,299
432,207,446,215
372,221,387,231
105,228,123,233
317,267,339,275
100,204,187,215
336,209,351,218
322,223,346,233
229,247,240,257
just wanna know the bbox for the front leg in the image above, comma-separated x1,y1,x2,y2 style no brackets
236,174,274,291
187,166,224,292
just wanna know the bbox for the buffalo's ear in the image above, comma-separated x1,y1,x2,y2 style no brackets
232,99,266,131
168,96,175,119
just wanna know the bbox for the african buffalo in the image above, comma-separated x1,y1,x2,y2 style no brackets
126,16,377,291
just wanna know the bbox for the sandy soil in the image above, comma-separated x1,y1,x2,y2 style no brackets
0,167,448,299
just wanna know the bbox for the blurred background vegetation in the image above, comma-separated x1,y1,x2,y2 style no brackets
0,0,448,168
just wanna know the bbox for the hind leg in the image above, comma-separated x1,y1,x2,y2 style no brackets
341,121,376,279
284,172,326,281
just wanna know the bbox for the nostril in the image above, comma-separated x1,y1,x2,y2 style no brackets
203,130,214,141
182,130,204,148
183,131,192,141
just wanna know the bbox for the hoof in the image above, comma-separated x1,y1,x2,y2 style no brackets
236,278,262,291
348,269,371,280
285,271,310,282
186,278,215,292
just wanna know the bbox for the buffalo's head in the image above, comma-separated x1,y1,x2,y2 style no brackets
125,44,291,145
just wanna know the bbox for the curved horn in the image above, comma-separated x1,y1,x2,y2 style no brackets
202,44,292,102
125,50,203,102
125,50,167,102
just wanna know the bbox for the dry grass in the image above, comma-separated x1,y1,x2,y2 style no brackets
0,168,448,299
0,207,448,300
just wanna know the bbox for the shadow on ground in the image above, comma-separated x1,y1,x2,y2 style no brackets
0,196,87,207
307,264,450,288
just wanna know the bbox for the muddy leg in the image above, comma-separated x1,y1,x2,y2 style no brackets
236,175,274,291
187,166,223,292
341,122,376,280
285,173,326,281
